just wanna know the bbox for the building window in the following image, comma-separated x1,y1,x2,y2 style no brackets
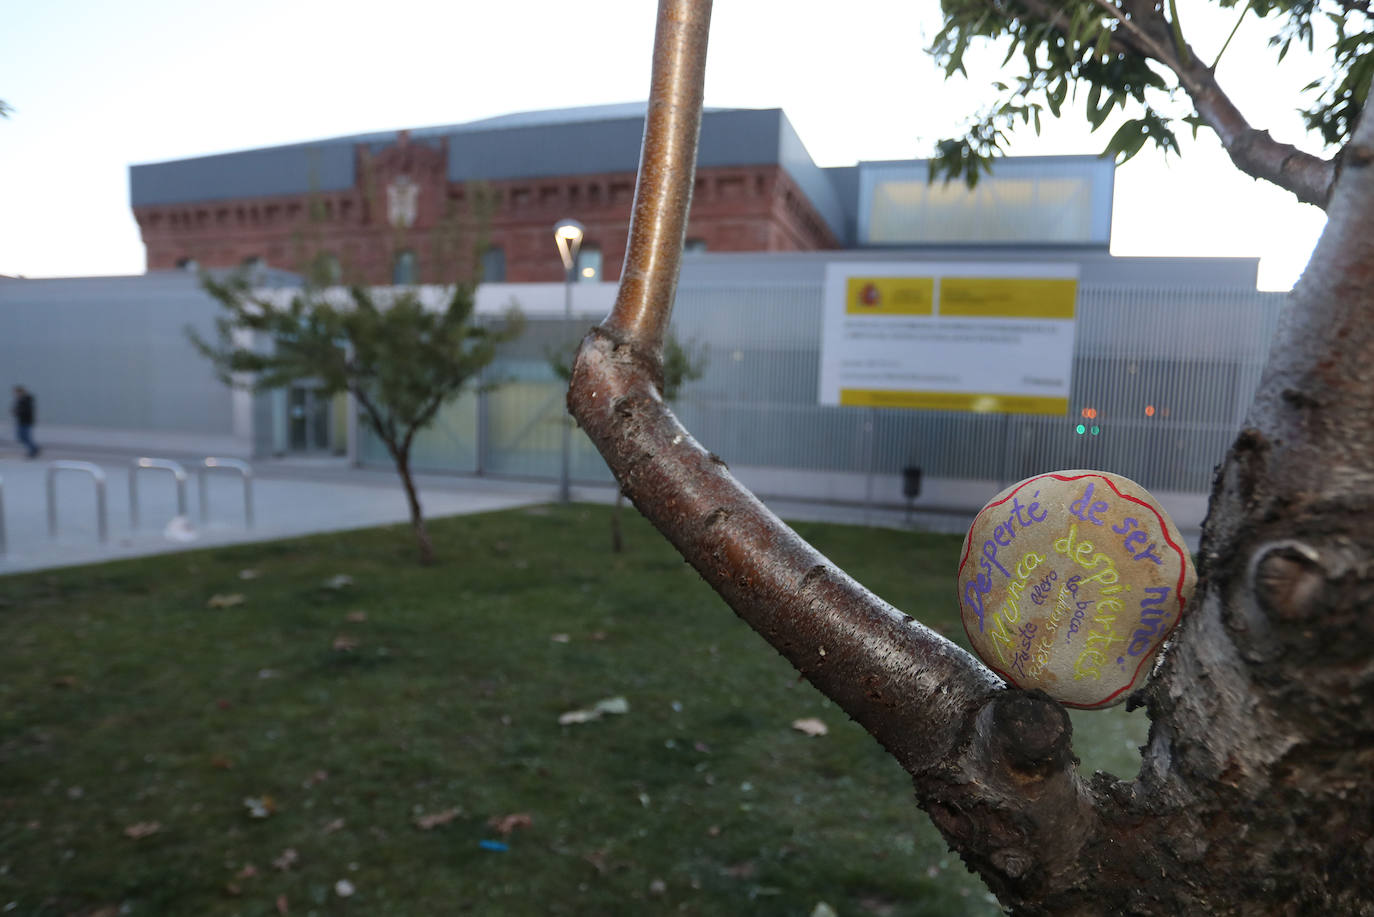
576,245,602,282
392,249,417,285
481,246,506,283
684,238,707,254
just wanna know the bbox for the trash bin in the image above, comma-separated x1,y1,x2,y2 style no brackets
902,466,923,500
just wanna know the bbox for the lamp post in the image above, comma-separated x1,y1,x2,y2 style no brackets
553,218,585,503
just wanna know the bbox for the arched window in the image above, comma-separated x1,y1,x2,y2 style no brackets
392,250,417,285
576,245,602,283
481,246,506,283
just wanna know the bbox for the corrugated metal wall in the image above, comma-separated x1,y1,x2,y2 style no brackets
361,280,1286,502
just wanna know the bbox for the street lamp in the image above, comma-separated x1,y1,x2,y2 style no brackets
553,218,585,503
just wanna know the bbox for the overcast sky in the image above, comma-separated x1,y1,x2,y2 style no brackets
0,0,1337,290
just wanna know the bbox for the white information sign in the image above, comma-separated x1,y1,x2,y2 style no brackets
818,262,1079,415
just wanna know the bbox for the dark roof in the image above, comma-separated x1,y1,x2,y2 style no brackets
127,105,848,239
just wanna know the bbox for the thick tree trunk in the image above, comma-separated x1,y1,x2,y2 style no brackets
568,2,1374,912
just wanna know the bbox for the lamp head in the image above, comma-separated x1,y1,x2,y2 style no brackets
553,218,586,272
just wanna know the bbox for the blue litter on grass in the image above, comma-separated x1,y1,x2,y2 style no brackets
479,840,509,852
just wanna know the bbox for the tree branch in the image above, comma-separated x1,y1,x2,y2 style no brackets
569,1,1108,908
599,0,708,359
1022,0,1337,206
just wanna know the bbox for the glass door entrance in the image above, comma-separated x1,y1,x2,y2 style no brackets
288,385,332,452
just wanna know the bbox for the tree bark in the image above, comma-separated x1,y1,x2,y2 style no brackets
394,451,434,566
568,2,1374,912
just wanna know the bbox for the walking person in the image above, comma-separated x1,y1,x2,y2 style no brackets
11,385,40,458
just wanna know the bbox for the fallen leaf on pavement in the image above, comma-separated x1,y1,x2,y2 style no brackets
207,593,246,609
791,717,829,737
415,808,461,830
486,812,533,836
123,821,161,839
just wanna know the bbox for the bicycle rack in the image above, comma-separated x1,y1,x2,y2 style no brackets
198,457,254,528
46,461,108,542
129,457,189,530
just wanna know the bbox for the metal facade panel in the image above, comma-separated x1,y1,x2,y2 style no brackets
130,142,356,206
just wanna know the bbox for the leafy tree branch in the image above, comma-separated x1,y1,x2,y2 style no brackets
929,0,1366,207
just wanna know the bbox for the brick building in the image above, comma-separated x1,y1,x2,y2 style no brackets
129,104,848,285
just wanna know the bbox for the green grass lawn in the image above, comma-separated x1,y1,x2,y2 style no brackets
0,505,1149,916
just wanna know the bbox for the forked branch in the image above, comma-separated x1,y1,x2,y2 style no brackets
566,0,1105,908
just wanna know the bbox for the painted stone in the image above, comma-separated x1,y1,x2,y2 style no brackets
956,470,1196,709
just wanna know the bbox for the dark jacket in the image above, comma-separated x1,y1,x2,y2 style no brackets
13,393,34,426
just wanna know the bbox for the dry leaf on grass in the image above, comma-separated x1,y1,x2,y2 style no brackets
550,633,571,643
322,818,346,834
331,634,358,652
243,796,276,819
558,696,631,725
414,808,462,830
323,574,354,589
486,812,533,836
791,717,829,737
345,610,368,622
272,848,299,871
206,593,246,609
123,821,161,839
275,893,289,915
302,769,329,788
235,864,258,879
238,568,261,580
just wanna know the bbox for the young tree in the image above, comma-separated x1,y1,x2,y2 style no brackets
927,0,1369,207
567,1,1374,912
550,331,706,551
192,278,522,565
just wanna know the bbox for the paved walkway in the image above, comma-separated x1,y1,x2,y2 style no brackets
0,445,1026,577
0,448,553,575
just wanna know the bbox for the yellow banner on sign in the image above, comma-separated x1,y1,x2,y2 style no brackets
845,277,935,315
840,389,1069,415
940,277,1077,319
